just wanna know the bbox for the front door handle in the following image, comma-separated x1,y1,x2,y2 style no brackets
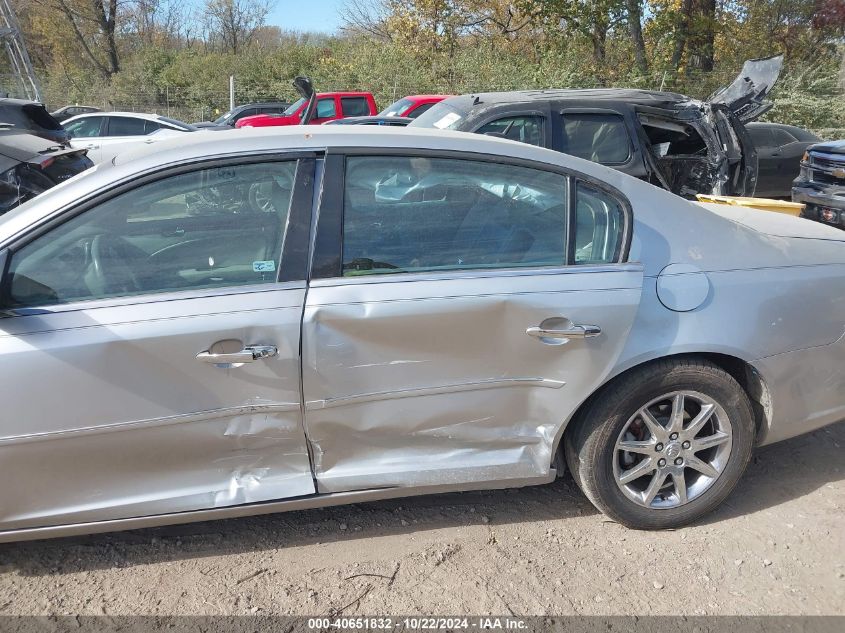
196,345,277,367
526,324,601,340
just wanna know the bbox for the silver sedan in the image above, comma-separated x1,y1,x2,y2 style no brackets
1,127,844,542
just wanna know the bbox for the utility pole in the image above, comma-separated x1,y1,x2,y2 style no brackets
229,75,235,111
0,0,42,102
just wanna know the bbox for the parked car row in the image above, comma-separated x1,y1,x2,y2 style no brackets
2,55,842,229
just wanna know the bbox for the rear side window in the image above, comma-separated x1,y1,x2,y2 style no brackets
144,120,161,134
342,156,568,275
233,108,258,122
407,102,435,118
562,113,631,164
317,98,337,118
770,129,797,146
573,182,625,265
341,97,371,117
748,126,774,148
476,116,544,146
108,117,147,136
65,116,105,138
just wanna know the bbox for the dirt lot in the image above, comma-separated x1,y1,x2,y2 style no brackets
0,422,842,617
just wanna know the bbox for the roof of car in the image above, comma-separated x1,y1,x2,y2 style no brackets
747,122,808,131
233,102,289,109
65,111,169,121
403,95,452,101
317,92,373,97
0,98,45,107
439,88,701,112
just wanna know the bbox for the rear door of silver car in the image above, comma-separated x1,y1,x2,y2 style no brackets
0,154,317,531
301,150,645,493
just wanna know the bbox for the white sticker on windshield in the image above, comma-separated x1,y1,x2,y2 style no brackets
253,260,276,273
433,112,461,129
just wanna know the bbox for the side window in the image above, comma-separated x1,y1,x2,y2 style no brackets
342,156,568,275
341,97,371,117
107,116,148,136
144,120,161,134
259,107,282,115
770,128,797,146
748,126,773,148
65,116,104,138
4,161,298,308
562,113,631,164
476,116,544,146
407,102,435,119
316,98,337,119
573,182,625,265
235,108,258,121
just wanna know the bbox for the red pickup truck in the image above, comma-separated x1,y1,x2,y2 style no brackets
236,91,378,128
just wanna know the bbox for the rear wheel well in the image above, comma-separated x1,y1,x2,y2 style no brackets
554,353,771,471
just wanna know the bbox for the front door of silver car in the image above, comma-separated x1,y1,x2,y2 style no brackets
0,156,317,530
300,151,645,493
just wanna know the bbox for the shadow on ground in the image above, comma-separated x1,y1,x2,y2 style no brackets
2,422,842,576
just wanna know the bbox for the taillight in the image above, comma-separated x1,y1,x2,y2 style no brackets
38,156,55,169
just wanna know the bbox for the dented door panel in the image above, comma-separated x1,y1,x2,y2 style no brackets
0,286,314,530
301,267,644,493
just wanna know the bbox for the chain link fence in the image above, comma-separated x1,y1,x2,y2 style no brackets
34,67,845,138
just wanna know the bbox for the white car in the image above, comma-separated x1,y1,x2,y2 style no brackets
62,111,195,163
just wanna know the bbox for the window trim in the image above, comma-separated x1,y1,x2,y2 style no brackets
311,147,632,281
559,107,634,166
0,152,319,312
471,110,549,149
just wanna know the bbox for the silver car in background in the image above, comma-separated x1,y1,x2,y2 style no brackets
0,127,843,542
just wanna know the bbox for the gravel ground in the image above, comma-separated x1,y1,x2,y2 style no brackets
0,422,843,617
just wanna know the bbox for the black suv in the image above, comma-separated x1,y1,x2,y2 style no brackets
792,140,845,228
411,56,783,199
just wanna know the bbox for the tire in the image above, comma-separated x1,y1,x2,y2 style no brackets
564,358,755,529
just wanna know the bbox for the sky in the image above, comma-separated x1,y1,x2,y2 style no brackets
265,0,346,34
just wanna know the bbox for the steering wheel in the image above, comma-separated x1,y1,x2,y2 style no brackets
88,234,142,296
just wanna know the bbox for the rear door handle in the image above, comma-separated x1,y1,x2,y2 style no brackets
526,324,601,340
197,345,277,367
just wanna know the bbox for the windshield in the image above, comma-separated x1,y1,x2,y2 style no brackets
379,98,414,117
213,111,232,124
283,98,306,116
409,102,467,130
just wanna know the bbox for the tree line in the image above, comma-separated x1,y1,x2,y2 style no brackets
8,0,845,134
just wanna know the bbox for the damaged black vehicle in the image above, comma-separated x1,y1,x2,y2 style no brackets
410,56,783,199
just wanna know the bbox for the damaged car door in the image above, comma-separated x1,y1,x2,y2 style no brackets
300,152,643,493
0,156,316,530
